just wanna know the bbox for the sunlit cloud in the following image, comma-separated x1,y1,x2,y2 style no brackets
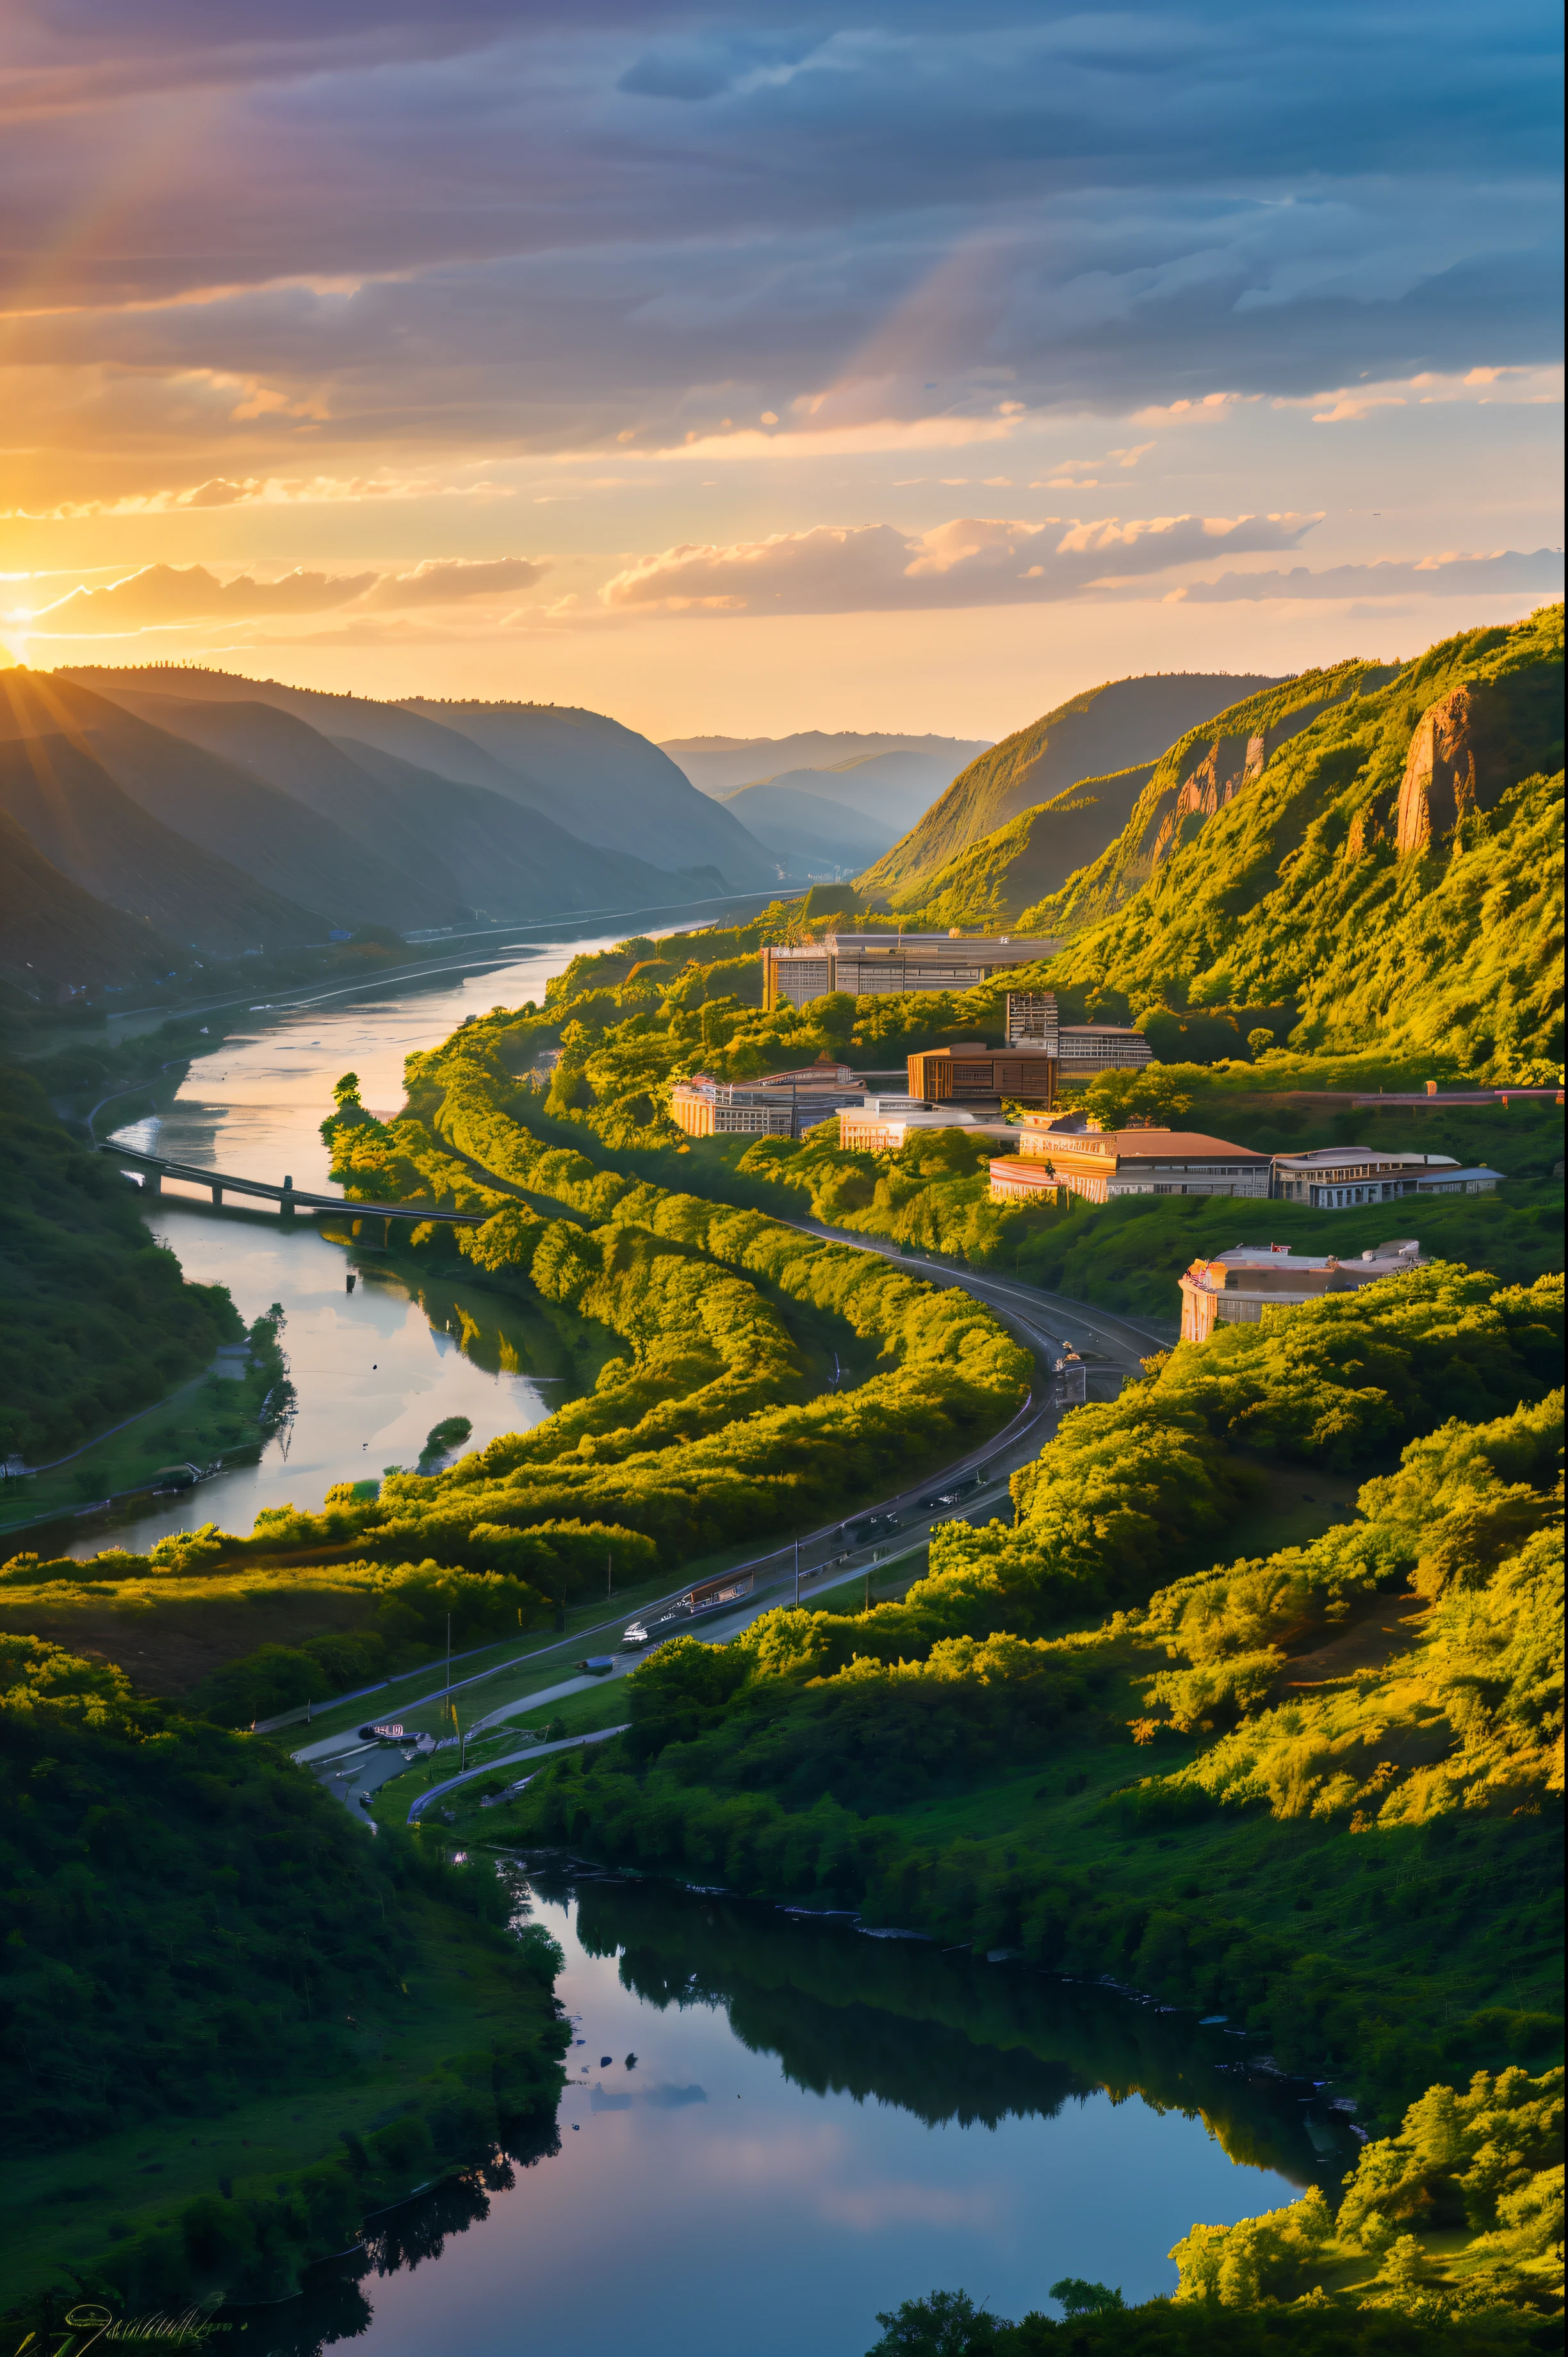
600,512,1319,616
13,555,549,633
1163,550,1564,603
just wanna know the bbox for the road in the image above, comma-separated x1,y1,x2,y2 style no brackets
299,1223,1166,1813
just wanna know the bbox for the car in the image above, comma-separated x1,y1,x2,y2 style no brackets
848,1512,900,1542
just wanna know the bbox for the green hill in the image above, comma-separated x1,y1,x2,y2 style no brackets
0,1061,241,1464
860,673,1282,905
1025,607,1563,1078
902,762,1156,929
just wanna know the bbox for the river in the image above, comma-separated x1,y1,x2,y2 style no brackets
71,911,1347,2345
72,917,705,1558
237,1865,1343,2357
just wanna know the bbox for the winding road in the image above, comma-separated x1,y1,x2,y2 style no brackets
293,1183,1173,1821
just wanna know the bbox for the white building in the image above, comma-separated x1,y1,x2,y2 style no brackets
1271,1146,1503,1208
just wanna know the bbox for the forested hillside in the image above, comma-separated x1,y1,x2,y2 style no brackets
0,1062,241,1463
860,673,1282,904
496,1263,1564,2329
1024,608,1564,1079
0,1630,567,2308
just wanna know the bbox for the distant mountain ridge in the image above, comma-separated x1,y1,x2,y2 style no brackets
664,730,991,799
860,673,1284,905
716,779,892,877
0,664,785,992
65,665,777,897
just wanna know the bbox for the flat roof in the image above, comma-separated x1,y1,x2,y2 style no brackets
1276,1146,1457,1168
775,933,1058,956
915,1041,1058,1058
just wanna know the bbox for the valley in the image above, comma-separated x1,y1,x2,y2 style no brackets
0,612,1561,2354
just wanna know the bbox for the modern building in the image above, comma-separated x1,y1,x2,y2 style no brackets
1410,1165,1507,1196
1006,991,1154,1072
762,932,1061,1011
669,1063,861,1139
1270,1146,1501,1207
839,1102,1017,1153
1179,1239,1426,1344
906,1043,1060,1102
992,1116,1273,1204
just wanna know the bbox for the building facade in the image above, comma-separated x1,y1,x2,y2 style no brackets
1271,1146,1502,1206
907,1043,1060,1102
839,1105,1017,1153
999,1116,1273,1202
762,932,1061,1010
1006,991,1154,1071
669,1063,860,1138
1179,1239,1426,1343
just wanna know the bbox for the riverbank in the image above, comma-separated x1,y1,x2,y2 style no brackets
0,1882,567,2314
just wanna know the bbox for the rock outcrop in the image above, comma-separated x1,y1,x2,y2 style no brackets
1152,693,1354,867
1396,681,1510,858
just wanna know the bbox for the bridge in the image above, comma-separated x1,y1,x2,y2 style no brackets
99,1141,490,1230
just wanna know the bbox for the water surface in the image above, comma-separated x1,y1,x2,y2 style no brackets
240,1867,1347,2357
74,926,660,1556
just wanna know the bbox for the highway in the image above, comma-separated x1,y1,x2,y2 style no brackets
298,1215,1168,1816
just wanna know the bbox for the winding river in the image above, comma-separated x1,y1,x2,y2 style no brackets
59,913,1349,2347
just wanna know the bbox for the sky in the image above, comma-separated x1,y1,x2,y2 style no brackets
1,0,1562,740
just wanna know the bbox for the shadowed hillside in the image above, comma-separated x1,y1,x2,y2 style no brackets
902,762,1157,927
407,697,777,886
0,720,325,958
0,810,179,991
5,674,470,934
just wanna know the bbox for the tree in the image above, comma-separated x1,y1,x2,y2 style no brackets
1246,1029,1277,1057
1049,2279,1127,2316
866,2289,1007,2355
1080,1068,1194,1130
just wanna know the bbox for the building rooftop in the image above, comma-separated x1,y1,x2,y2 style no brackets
1275,1146,1458,1168
776,933,1056,956
1033,1127,1270,1159
1193,1239,1423,1276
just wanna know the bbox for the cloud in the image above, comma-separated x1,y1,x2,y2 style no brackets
27,562,378,629
0,0,1557,500
19,554,549,632
600,510,1318,616
1165,550,1565,603
359,556,548,608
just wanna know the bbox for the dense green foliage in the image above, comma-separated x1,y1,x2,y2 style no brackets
1024,610,1564,1080
298,1054,1031,1571
867,2289,1551,2354
0,1061,241,1460
0,1632,564,2155
492,1266,1562,2140
364,893,1560,1324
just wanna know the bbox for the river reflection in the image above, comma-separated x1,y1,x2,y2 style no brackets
60,1208,581,1557
235,1868,1350,2357
63,919,683,1559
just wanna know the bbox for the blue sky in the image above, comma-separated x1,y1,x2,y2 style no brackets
1,0,1561,733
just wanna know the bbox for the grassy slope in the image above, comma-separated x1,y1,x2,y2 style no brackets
910,763,1157,929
